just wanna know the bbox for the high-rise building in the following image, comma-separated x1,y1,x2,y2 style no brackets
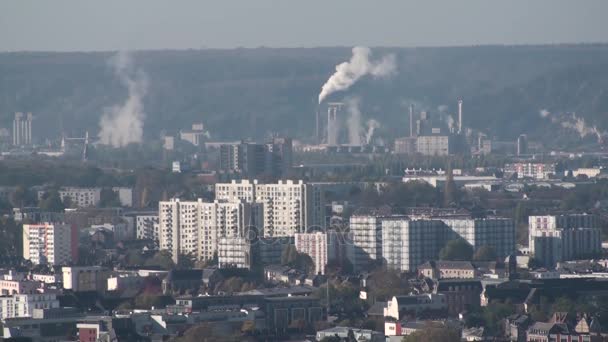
12,112,33,147
529,214,601,267
440,218,516,258
158,199,261,263
351,214,515,272
382,218,449,272
295,232,328,275
135,214,159,241
219,139,292,178
350,214,398,271
0,293,59,319
215,179,325,237
22,223,78,266
218,236,251,269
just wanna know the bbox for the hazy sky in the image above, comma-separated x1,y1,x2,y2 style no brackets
1,0,607,52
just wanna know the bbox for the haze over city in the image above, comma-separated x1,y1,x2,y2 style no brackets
1,2,608,342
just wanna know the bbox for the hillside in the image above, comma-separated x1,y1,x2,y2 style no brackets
1,45,608,143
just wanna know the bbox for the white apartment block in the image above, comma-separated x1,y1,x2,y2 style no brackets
529,214,601,267
441,218,516,258
22,223,76,266
0,293,59,319
135,214,160,241
59,187,101,207
382,219,449,272
295,232,328,275
504,163,556,179
352,215,515,272
350,215,396,271
158,198,260,263
215,179,325,237
218,236,251,269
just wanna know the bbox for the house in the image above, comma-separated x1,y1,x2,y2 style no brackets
434,279,482,316
505,314,531,342
384,294,447,320
418,261,476,280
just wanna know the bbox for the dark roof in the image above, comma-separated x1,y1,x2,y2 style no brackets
165,269,203,281
367,301,387,317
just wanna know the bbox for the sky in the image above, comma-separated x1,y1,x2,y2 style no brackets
1,0,607,52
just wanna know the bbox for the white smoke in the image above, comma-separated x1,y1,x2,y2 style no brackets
318,46,396,104
539,109,604,142
539,109,551,118
345,97,363,145
365,119,380,145
98,51,148,148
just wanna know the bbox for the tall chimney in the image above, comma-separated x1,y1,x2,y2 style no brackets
458,99,463,134
409,104,414,137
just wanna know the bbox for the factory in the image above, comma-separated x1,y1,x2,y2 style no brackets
394,100,467,156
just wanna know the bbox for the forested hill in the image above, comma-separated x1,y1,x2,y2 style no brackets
1,44,608,143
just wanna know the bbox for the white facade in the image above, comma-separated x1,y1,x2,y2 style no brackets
441,218,516,258
62,266,110,292
158,198,260,263
504,163,556,179
382,219,449,272
215,179,325,237
350,215,393,271
0,293,59,319
135,214,160,241
112,187,133,207
529,214,601,267
22,223,75,266
59,187,101,207
218,236,251,269
295,232,328,275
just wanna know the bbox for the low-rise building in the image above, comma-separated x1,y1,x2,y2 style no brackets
62,266,110,292
384,294,447,320
317,326,385,342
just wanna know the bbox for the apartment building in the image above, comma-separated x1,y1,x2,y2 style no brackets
382,218,449,272
294,232,328,275
22,223,78,266
440,217,516,258
504,163,556,179
215,179,325,237
0,293,59,319
134,213,160,241
158,199,260,263
529,214,601,267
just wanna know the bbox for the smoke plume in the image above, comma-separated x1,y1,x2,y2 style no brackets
346,97,363,145
365,119,380,145
98,51,148,147
539,109,604,142
318,46,396,104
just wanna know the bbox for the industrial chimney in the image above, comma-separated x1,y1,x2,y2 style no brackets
458,99,463,134
409,104,414,137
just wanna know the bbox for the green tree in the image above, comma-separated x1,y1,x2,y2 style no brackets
473,246,497,261
439,239,474,261
39,190,65,212
99,188,121,207
145,250,175,270
281,244,298,265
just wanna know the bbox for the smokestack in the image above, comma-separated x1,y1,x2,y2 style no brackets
458,99,463,134
327,102,343,146
315,106,320,144
409,104,414,137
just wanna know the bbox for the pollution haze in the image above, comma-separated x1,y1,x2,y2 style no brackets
1,0,608,51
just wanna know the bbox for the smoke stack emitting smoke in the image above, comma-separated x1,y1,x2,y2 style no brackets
318,46,396,104
98,51,148,148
